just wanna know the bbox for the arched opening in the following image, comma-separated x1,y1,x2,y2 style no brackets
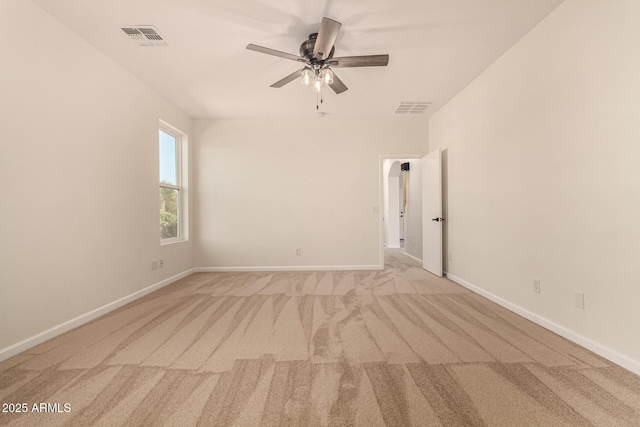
381,156,423,268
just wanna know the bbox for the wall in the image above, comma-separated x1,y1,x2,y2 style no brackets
382,161,392,247
194,118,427,269
385,161,402,248
0,1,193,358
404,159,423,261
429,0,640,371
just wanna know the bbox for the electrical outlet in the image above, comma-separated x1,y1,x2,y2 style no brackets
295,248,302,256
533,279,541,293
159,259,164,268
151,260,158,271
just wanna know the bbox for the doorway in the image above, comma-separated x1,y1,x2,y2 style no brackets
379,155,423,268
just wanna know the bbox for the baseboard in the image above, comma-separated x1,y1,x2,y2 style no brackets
403,252,423,265
195,264,383,272
446,273,640,376
0,268,196,363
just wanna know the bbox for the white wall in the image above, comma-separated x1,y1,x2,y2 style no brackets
194,118,427,269
429,0,640,370
386,161,402,248
382,160,392,247
0,1,193,356
405,159,423,261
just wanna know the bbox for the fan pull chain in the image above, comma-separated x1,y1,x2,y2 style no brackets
315,90,325,110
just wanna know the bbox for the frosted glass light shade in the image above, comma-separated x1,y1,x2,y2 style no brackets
301,68,312,86
321,68,334,85
312,78,323,93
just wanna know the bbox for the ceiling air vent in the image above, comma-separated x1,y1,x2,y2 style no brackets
394,101,432,115
121,26,167,47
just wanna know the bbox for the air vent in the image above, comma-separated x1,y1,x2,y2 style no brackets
121,26,167,47
394,101,432,114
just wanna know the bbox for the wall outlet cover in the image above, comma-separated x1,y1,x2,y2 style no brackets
533,279,541,293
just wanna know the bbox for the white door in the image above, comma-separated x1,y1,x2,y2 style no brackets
422,149,443,276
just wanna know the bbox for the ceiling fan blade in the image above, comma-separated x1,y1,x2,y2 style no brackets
246,44,308,63
329,72,348,94
314,17,341,60
270,69,304,88
328,54,389,68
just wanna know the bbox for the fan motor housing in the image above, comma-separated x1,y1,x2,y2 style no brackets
300,33,334,62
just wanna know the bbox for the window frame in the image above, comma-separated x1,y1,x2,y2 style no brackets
159,121,188,245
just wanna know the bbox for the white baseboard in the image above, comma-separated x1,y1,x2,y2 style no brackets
403,252,423,265
195,265,383,272
446,273,640,376
0,269,195,363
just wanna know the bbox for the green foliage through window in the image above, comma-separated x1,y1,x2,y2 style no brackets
160,185,179,239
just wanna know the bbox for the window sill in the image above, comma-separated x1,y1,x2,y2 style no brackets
161,237,188,246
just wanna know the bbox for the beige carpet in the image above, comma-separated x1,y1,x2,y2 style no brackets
1,250,639,426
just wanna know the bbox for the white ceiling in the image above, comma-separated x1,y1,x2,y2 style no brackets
32,0,564,119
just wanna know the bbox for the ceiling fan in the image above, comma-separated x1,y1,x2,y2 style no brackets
246,17,389,95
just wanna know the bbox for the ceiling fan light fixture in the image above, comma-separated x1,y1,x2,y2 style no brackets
321,68,334,85
312,77,324,93
247,16,390,101
301,68,312,86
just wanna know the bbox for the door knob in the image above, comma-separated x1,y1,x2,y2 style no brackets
431,217,444,222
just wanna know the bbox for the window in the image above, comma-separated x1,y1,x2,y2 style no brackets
159,123,187,243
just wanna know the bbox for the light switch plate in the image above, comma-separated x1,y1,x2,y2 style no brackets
574,291,585,309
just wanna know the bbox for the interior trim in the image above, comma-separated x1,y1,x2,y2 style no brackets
446,273,640,376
